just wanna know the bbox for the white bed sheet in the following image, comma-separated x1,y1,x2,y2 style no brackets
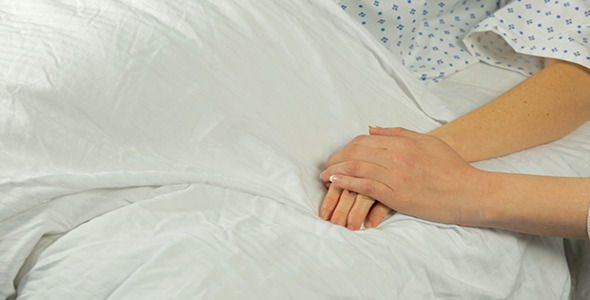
1,0,588,298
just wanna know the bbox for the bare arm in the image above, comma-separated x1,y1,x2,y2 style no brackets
429,59,590,161
322,127,590,239
320,59,590,238
473,172,590,239
424,58,590,239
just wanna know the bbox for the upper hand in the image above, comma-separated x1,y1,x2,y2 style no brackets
320,127,487,226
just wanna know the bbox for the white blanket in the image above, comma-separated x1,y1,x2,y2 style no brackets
1,0,588,298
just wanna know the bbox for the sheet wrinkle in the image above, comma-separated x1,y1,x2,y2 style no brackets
100,257,154,300
332,16,456,122
3,0,583,298
0,171,301,213
17,183,571,298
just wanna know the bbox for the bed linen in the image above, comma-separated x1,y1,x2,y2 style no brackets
1,0,589,298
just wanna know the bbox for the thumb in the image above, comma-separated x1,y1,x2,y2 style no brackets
369,126,421,138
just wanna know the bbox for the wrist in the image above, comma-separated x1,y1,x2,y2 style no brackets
427,129,473,162
462,172,590,239
458,169,500,228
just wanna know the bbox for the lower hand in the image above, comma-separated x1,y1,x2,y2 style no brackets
319,184,392,230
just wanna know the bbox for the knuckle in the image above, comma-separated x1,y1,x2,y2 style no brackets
360,181,376,195
344,161,361,174
342,146,357,158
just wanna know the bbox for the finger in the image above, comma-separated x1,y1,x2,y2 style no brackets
347,135,412,150
321,160,389,184
330,190,357,227
346,194,375,231
349,135,394,148
325,134,422,170
329,174,393,207
369,127,423,139
319,184,342,220
326,144,386,171
364,202,393,228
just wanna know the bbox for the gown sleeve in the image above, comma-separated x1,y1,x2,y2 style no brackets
463,0,590,76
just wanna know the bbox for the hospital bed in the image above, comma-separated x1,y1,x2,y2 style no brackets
1,0,589,298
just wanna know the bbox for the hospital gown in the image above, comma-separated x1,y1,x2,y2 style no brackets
339,0,590,82
339,0,590,238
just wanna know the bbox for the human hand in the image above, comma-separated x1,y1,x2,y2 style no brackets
320,127,487,227
319,184,392,230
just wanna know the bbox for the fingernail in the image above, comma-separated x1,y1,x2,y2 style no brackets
320,209,328,220
364,221,373,228
320,171,325,179
329,175,339,183
347,224,357,231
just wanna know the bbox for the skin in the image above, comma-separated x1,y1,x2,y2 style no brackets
319,59,590,239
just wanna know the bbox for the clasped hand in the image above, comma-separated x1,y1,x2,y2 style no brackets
319,127,484,230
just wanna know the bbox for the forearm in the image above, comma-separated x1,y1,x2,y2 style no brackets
429,60,590,162
466,171,590,239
